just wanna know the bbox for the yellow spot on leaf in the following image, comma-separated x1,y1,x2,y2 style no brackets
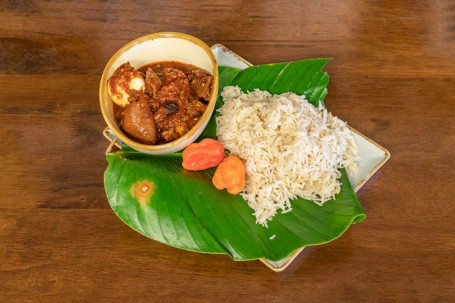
131,181,154,207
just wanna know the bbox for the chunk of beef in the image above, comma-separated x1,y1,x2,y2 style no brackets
154,102,182,127
154,102,189,143
144,67,161,98
182,100,206,129
148,98,160,113
161,68,192,101
189,72,213,101
121,95,157,144
185,100,207,119
161,122,189,143
157,82,189,105
163,67,188,85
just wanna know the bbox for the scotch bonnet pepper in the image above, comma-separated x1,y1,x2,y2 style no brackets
212,155,246,195
182,138,225,171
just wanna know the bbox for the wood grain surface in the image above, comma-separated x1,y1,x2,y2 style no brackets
1,0,454,302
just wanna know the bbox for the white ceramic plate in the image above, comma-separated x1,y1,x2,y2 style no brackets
211,44,390,271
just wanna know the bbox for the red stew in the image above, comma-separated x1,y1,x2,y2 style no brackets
113,61,213,144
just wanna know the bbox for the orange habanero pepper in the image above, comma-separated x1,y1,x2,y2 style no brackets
212,155,246,195
182,138,225,171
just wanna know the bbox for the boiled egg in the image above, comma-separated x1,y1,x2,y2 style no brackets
107,62,145,107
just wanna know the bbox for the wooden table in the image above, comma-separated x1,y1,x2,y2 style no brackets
1,1,454,302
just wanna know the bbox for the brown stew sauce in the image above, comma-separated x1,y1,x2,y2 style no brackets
113,61,213,144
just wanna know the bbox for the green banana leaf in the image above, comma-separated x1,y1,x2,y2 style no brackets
104,59,366,262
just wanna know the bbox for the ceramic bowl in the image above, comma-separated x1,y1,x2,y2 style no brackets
99,32,218,154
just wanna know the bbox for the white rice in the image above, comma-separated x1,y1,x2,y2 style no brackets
216,86,360,226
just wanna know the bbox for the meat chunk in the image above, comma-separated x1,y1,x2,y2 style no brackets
161,122,189,143
189,72,213,101
161,68,192,101
180,100,206,129
154,100,206,143
185,100,207,119
144,67,161,98
157,82,188,104
148,98,161,113
121,95,157,144
154,102,188,143
163,67,189,85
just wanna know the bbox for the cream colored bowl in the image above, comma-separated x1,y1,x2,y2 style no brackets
99,32,218,154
